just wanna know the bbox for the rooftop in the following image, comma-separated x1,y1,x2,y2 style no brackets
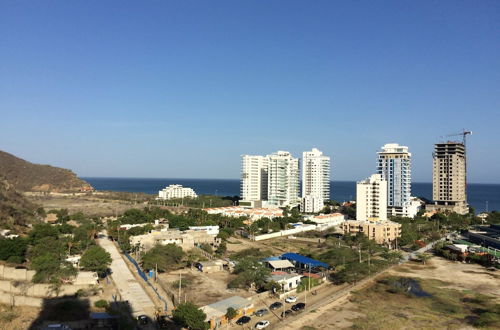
201,296,253,320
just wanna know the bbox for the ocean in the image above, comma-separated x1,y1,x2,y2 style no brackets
82,177,500,213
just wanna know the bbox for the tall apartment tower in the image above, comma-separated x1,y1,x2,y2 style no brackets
301,148,330,213
267,151,300,207
430,142,468,215
356,174,388,221
240,155,268,206
377,143,419,217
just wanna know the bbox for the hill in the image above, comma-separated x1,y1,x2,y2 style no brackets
0,150,92,192
0,179,41,229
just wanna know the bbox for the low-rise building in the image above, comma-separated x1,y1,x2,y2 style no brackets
204,206,283,222
269,272,303,292
201,296,254,329
305,213,345,226
341,220,401,245
158,184,197,200
196,260,225,273
131,229,221,251
266,259,295,272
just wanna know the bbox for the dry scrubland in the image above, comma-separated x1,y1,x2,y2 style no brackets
290,258,500,330
25,192,154,217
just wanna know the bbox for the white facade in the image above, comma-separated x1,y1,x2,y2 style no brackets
240,155,268,203
267,151,300,207
356,174,388,221
158,184,197,200
188,226,220,236
301,148,330,213
301,195,324,213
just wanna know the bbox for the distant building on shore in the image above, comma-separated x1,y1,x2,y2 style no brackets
301,148,330,213
356,174,387,222
427,142,468,215
157,184,197,200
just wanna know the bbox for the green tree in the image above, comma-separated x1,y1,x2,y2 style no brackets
225,307,237,323
80,246,112,274
142,244,185,272
0,237,28,262
172,302,209,330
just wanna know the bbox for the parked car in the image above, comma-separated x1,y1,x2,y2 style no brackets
236,316,251,325
281,310,293,318
137,315,149,325
285,296,297,303
292,302,306,311
255,320,270,329
254,308,269,317
269,302,283,310
156,315,170,329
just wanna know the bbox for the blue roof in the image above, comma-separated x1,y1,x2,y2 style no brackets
281,253,329,268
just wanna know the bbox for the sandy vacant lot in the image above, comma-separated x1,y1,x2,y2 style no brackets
287,257,500,330
158,267,253,307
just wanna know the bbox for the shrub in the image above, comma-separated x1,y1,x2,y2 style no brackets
94,300,108,309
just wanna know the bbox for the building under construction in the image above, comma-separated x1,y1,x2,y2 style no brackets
427,141,469,215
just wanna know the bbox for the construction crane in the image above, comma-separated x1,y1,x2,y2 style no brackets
444,130,472,146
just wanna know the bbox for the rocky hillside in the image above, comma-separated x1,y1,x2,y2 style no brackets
0,150,92,192
0,179,41,229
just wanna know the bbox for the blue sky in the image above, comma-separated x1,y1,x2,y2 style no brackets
1,1,499,183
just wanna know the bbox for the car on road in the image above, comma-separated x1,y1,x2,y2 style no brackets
281,310,293,318
285,296,297,303
254,308,269,317
269,302,283,310
292,302,306,311
255,320,270,329
236,316,251,325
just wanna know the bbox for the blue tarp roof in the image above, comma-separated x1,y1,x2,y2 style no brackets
281,253,329,268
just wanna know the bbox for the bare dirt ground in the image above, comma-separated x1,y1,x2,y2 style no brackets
0,304,40,330
158,268,252,307
26,194,144,217
286,257,500,330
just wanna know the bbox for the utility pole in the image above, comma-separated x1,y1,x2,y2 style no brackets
178,273,182,306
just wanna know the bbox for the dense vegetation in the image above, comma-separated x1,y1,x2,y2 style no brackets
141,244,185,272
152,194,238,208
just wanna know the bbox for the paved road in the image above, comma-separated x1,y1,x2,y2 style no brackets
97,232,156,318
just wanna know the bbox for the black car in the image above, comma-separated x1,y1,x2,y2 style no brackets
236,316,251,325
292,303,306,311
281,310,293,318
269,302,283,310
137,315,149,325
156,315,170,329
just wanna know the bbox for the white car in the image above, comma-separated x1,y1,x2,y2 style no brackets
285,296,297,303
255,320,270,329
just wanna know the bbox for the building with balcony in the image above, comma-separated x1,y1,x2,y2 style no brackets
301,148,330,213
356,174,387,221
240,155,269,206
267,151,300,207
377,143,417,218
157,184,197,200
341,220,402,245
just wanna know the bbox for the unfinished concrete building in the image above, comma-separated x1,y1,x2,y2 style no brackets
428,142,468,215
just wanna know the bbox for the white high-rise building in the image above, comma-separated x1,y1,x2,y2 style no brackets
301,148,330,213
356,174,387,221
267,151,300,207
377,143,417,217
240,155,268,204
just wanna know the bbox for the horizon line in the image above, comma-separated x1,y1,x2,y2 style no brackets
80,176,500,185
